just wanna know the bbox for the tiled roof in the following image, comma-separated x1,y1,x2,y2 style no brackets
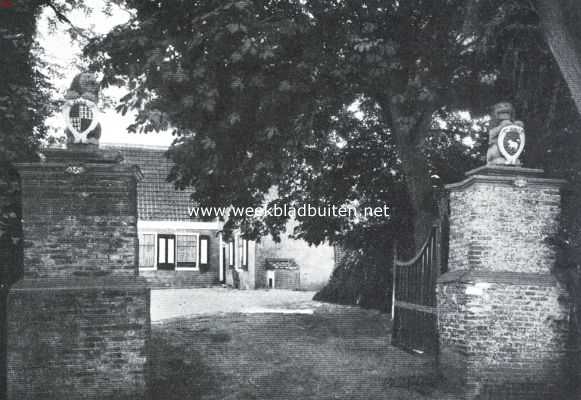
265,258,299,270
103,145,193,221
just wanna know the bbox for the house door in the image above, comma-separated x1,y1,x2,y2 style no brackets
157,234,175,270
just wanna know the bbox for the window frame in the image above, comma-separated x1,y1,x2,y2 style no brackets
199,235,210,268
175,233,200,271
138,232,202,271
157,234,176,270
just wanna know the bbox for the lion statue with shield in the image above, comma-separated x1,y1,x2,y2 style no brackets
63,72,101,145
487,102,525,165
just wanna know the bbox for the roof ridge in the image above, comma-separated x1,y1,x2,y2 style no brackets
101,142,171,151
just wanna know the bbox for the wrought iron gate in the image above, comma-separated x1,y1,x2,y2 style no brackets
391,224,443,355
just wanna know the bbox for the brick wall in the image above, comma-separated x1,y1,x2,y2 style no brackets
438,166,574,398
7,278,149,400
448,178,561,274
17,149,139,279
8,148,150,400
437,272,570,398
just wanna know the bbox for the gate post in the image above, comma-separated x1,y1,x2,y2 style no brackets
437,163,571,399
6,73,150,400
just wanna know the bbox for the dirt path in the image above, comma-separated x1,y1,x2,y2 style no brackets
149,290,442,399
151,288,320,322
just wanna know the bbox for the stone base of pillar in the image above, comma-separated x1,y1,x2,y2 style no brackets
6,277,150,400
437,270,574,399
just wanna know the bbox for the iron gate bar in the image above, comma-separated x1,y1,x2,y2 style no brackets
391,223,442,355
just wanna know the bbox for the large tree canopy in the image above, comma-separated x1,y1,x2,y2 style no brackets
87,0,501,247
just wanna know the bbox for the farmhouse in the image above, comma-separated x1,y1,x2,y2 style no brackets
104,144,335,290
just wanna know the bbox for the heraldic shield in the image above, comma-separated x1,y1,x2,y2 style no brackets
498,124,525,165
64,98,99,142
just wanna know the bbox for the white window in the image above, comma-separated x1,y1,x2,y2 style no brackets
176,234,198,269
199,235,209,267
139,233,202,271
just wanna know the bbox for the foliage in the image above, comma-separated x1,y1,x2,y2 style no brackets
86,0,501,248
0,1,53,283
0,0,108,283
314,245,392,311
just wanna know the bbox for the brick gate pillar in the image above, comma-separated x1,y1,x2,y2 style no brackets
437,164,572,399
7,146,150,400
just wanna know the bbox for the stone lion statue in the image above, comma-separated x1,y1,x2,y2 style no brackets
486,102,524,165
63,72,101,145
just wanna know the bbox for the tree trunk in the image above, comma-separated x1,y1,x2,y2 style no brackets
388,120,438,254
537,0,581,117
377,95,438,254
398,148,437,252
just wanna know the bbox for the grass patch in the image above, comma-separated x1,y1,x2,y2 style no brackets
148,306,437,399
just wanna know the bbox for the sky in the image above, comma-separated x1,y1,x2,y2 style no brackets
36,0,174,147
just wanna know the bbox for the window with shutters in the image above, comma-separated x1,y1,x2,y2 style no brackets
139,232,211,271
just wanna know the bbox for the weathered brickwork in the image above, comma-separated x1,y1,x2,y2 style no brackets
23,215,137,278
8,148,150,400
437,274,570,398
448,171,562,274
7,279,149,400
438,166,573,399
18,149,139,279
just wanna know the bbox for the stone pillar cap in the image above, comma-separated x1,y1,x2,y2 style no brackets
466,164,544,177
15,147,144,182
445,164,566,191
40,147,124,164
